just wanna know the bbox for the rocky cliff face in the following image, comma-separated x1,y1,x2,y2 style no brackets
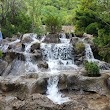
0,33,110,110
0,72,110,110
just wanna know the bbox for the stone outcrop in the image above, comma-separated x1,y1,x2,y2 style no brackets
43,34,60,43
0,60,8,76
57,72,110,96
21,33,36,43
0,73,110,110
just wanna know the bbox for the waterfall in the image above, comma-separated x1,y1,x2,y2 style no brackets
85,43,95,62
41,33,78,104
83,38,110,70
47,75,70,104
24,35,39,73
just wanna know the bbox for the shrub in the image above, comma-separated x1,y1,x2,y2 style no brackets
85,22,98,36
99,47,110,63
84,61,100,77
44,14,62,34
75,41,85,53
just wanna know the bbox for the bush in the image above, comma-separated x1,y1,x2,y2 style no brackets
75,41,85,53
84,61,100,77
44,14,62,34
99,47,110,63
85,22,98,36
2,12,32,38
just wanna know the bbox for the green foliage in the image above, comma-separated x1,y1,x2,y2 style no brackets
0,50,3,58
85,22,98,35
75,41,85,53
74,9,99,35
2,13,32,37
99,48,110,63
74,0,110,63
84,61,100,77
43,8,63,33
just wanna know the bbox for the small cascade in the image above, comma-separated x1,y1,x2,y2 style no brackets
85,43,95,62
82,38,110,70
24,35,39,73
40,35,46,42
41,43,77,71
47,75,70,104
59,33,70,43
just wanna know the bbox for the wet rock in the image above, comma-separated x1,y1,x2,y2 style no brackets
37,61,48,69
31,42,40,52
34,50,42,58
8,42,22,52
0,60,8,76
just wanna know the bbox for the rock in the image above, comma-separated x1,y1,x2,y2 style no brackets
31,42,40,52
83,33,94,45
21,33,37,43
31,77,48,94
66,73,110,95
34,50,42,58
99,62,110,70
0,60,8,76
58,74,67,90
4,52,17,63
71,37,80,45
43,34,60,43
37,61,48,69
8,42,22,52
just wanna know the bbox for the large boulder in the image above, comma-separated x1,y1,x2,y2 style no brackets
66,73,110,95
21,33,37,44
43,34,60,43
31,77,48,94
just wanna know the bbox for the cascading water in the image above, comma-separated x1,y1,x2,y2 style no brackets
85,43,95,62
47,75,70,104
82,38,110,70
24,35,40,73
41,33,77,104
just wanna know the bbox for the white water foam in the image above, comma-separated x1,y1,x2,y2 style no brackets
47,75,70,105
85,43,95,62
